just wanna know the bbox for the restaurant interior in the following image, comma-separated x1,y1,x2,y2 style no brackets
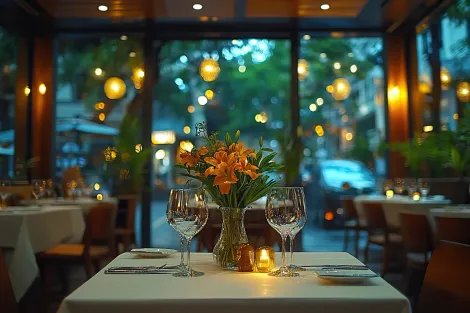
1,0,470,312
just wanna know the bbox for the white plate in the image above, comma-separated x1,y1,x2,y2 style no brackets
130,248,177,258
314,269,378,283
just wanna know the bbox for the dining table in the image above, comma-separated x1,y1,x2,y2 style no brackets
354,194,451,229
24,196,118,214
430,207,470,218
0,205,85,301
57,252,410,313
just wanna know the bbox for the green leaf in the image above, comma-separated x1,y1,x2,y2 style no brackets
234,130,240,142
225,133,233,146
259,136,263,148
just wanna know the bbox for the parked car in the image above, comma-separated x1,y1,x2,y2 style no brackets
307,159,377,228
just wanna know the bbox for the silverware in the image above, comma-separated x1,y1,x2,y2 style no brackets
300,264,369,270
105,264,181,274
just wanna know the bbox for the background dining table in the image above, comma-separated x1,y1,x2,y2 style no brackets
25,197,118,214
0,205,85,301
354,195,451,229
57,252,410,313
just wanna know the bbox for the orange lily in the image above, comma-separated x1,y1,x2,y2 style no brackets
240,160,261,180
180,151,199,167
204,151,241,194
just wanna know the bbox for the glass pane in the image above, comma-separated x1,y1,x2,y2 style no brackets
417,24,434,128
0,27,16,178
152,39,291,248
299,36,385,228
440,0,470,130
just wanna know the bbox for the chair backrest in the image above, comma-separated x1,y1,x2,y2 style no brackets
362,201,388,233
83,203,117,254
416,241,470,313
435,217,470,245
400,212,433,259
124,197,137,231
0,249,18,313
341,197,358,220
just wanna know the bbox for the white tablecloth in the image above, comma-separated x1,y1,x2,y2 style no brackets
58,252,410,313
208,197,266,210
0,205,85,301
354,195,451,229
430,208,470,218
27,197,118,214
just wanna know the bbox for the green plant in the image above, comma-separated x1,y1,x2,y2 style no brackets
104,114,151,194
276,130,303,186
345,135,374,168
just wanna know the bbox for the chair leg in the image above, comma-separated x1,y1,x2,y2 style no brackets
84,258,94,279
56,264,69,295
93,260,101,274
381,246,389,277
343,228,349,252
122,235,132,252
364,240,370,264
354,229,360,257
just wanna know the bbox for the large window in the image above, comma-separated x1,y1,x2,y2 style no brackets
0,27,16,178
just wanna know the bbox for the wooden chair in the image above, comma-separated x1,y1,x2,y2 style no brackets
38,202,117,292
0,249,17,313
416,241,470,313
115,195,137,253
399,212,433,298
341,197,366,257
435,216,470,245
362,201,402,277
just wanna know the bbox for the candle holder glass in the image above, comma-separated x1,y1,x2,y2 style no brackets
255,246,275,273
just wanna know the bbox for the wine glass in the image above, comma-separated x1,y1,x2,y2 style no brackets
406,178,417,195
32,180,46,203
167,190,186,270
0,180,11,209
266,187,302,277
166,188,208,277
287,187,307,272
418,179,430,198
394,178,405,195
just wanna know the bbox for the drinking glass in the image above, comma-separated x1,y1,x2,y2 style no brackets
45,179,54,198
394,178,405,195
418,179,430,198
383,179,394,193
285,188,307,272
406,178,417,195
167,188,208,277
266,187,302,277
32,180,46,203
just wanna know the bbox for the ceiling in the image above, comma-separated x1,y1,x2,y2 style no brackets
33,0,371,20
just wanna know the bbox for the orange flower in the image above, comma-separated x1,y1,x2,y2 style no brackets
229,142,256,161
199,146,209,156
240,161,261,180
204,151,241,194
180,151,199,167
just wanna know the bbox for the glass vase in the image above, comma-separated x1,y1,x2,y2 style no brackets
213,207,248,269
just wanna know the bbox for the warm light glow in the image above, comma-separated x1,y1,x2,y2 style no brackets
423,125,434,132
326,85,334,93
320,4,330,10
388,86,400,101
255,247,275,272
303,34,311,40
135,144,142,153
345,132,353,141
193,3,203,10
386,190,394,199
200,58,220,82
95,102,105,110
183,126,191,134
256,112,268,124
320,53,327,58
24,86,31,96
457,82,470,102
104,77,126,99
309,103,317,112
198,96,208,105
179,141,194,152
98,113,106,121
412,192,421,201
120,35,128,41
298,59,309,81
440,67,451,87
94,68,103,76
238,65,246,73
98,5,108,12
332,78,351,100
96,194,103,201
255,114,261,122
315,125,324,137
155,149,166,160
350,64,358,73
187,105,195,113
94,183,100,191
38,84,46,95
205,89,214,100
325,211,334,221
152,131,176,145
316,98,324,105
453,113,459,120
342,115,349,122
333,62,341,70
129,51,136,58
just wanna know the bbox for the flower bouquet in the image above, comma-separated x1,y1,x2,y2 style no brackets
177,122,282,268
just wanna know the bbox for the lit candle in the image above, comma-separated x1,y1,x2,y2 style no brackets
412,192,420,201
255,247,275,273
386,190,394,199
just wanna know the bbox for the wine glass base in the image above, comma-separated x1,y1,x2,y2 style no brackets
172,268,204,278
268,267,299,277
287,264,306,272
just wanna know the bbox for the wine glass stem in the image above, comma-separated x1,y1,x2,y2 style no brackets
179,235,185,266
281,235,287,269
289,235,295,266
186,238,191,272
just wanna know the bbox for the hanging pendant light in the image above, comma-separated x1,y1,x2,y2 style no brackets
104,77,126,99
331,78,351,100
200,58,220,82
440,67,451,89
457,81,470,102
298,59,309,81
